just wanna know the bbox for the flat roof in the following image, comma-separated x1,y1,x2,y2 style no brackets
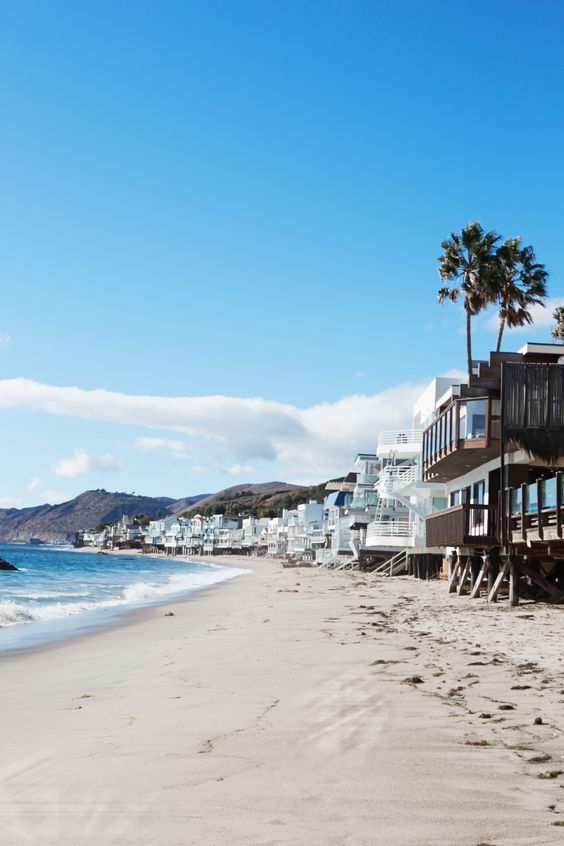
517,342,564,355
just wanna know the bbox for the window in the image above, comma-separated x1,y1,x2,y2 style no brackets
450,490,460,506
473,480,485,505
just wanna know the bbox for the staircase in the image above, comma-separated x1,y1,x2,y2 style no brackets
372,549,408,577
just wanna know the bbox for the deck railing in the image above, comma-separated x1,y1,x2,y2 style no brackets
425,503,497,548
378,429,422,447
506,471,564,543
366,519,414,539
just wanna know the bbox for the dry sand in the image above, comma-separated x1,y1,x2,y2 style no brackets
1,556,563,845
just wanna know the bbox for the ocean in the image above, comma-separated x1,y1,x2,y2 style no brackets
0,544,248,652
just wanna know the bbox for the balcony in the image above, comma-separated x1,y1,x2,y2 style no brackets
422,398,500,482
365,519,417,548
506,472,564,545
425,504,497,548
377,429,422,458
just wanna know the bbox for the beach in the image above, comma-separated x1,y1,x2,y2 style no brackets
1,556,563,845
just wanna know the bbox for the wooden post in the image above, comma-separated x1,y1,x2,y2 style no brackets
509,556,519,606
520,482,527,542
487,547,500,594
470,554,482,589
457,556,471,595
448,552,460,593
556,471,562,539
520,560,564,602
487,557,510,603
470,555,489,599
537,479,544,541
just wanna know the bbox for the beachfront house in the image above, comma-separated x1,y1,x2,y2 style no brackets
241,516,269,551
422,342,564,602
362,384,458,575
286,501,325,560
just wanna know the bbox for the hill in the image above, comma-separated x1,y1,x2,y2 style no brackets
0,490,180,543
184,481,327,518
186,482,302,513
0,481,324,542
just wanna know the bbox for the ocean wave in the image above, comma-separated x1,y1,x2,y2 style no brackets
0,565,249,628
7,590,90,600
0,599,94,626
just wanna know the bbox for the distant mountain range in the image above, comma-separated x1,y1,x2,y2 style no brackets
0,489,206,543
0,482,311,542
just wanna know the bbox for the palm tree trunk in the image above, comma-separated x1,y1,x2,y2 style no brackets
496,316,505,352
465,307,473,381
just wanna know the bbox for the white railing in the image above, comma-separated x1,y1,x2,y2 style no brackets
378,429,422,447
366,520,414,539
378,464,418,492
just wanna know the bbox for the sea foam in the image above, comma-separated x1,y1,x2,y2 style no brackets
0,563,247,628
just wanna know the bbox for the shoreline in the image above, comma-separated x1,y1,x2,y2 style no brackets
0,549,253,659
1,561,563,843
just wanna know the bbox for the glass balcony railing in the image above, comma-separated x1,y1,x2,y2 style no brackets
422,397,500,475
511,475,564,515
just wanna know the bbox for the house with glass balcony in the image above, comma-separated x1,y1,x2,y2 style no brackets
423,343,564,602
364,378,457,559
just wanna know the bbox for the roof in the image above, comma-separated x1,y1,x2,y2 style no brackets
517,342,564,357
324,491,352,508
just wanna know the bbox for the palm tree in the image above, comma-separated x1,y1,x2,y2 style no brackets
494,238,548,351
437,222,501,381
552,306,564,341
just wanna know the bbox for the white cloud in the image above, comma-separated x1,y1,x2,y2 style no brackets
0,333,12,349
133,437,188,457
27,476,42,491
0,378,424,482
39,489,69,505
0,495,23,508
191,465,212,474
52,448,122,478
226,464,258,477
482,297,564,335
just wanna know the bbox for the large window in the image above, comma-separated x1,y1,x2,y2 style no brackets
473,480,485,504
459,400,486,441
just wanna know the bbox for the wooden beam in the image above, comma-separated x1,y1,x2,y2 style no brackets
448,556,461,593
470,556,489,599
509,557,519,607
537,479,544,541
520,561,564,602
487,547,500,594
520,483,527,543
557,472,562,540
487,558,510,603
457,557,471,596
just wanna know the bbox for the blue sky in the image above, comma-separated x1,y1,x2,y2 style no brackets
1,0,563,506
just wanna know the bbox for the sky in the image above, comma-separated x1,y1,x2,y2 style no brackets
1,0,563,507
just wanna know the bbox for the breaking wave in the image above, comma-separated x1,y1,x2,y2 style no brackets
0,565,247,628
